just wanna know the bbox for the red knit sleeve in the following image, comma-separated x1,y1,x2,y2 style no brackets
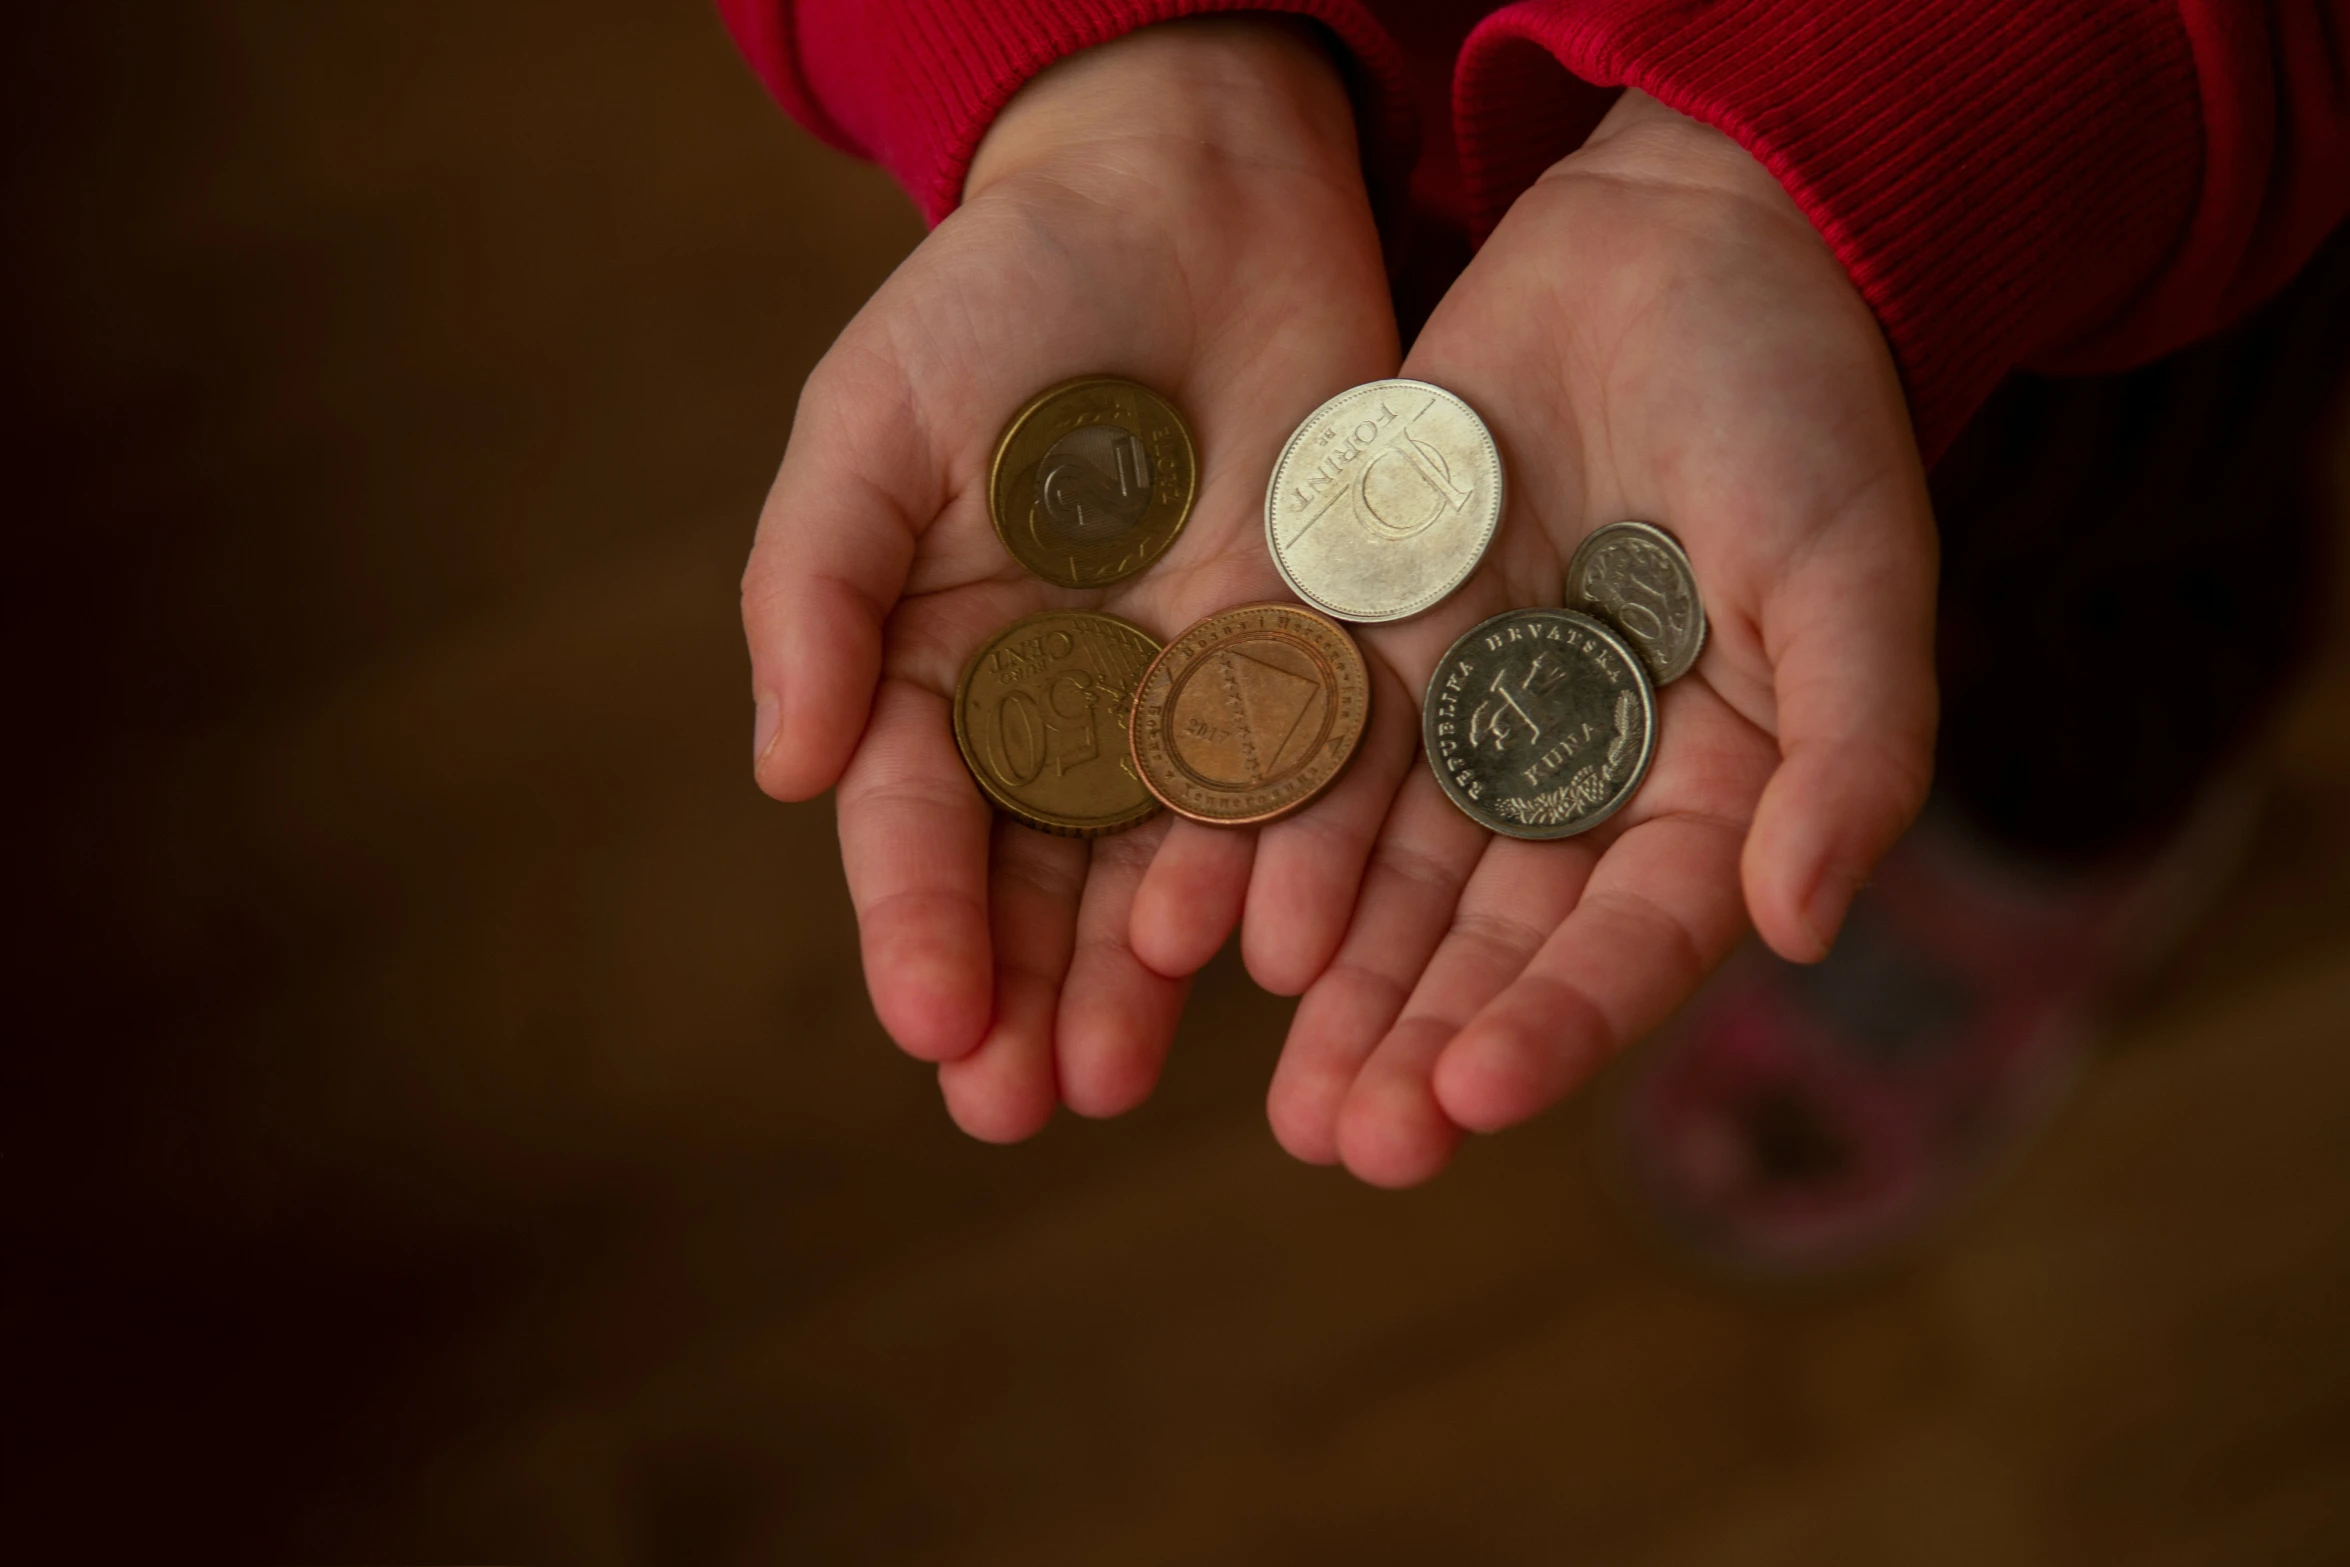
1451,0,2350,463
713,0,1423,227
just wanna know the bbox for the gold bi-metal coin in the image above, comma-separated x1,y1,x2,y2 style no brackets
1129,603,1369,827
989,376,1197,589
953,610,1164,837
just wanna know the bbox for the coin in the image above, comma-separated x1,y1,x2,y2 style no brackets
1130,603,1370,826
953,611,1164,836
1264,379,1504,623
1423,608,1658,839
989,376,1197,588
1564,519,1707,684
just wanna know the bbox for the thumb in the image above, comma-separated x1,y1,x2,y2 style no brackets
741,355,935,801
1740,485,1939,962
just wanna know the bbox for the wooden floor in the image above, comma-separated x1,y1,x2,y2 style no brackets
6,5,2349,1561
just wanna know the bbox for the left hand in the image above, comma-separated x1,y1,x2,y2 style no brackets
1201,89,1942,1185
740,20,1406,1141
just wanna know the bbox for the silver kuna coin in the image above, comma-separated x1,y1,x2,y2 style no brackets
1423,607,1658,839
1564,519,1707,685
1265,379,1503,624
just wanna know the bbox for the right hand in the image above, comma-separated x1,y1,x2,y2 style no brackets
742,19,1411,1140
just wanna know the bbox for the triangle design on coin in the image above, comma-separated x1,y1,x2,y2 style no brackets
1226,651,1320,781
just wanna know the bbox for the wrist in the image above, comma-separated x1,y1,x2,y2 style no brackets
966,17,1365,203
1566,90,1804,218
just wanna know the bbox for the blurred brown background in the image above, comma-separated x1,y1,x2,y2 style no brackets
5,4,2350,1562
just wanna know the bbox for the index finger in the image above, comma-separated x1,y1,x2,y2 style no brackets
1430,807,1751,1134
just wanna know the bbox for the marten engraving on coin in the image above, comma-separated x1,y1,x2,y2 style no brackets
1423,607,1657,839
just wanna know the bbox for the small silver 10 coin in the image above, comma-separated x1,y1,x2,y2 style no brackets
1265,379,1504,624
1423,607,1658,839
1564,519,1707,685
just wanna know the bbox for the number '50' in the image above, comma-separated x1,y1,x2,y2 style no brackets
990,671,1103,785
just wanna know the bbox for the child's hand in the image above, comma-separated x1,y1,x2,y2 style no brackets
1258,90,1941,1185
741,20,1401,1139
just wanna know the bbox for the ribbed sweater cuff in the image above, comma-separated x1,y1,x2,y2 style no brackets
780,0,1423,227
1454,0,2205,463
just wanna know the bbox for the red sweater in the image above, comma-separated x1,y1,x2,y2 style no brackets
717,0,2349,462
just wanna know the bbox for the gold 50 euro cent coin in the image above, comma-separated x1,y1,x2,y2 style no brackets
954,611,1164,836
990,376,1197,589
1130,603,1369,826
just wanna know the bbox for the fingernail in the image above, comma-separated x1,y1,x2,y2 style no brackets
752,693,781,767
1802,872,1854,959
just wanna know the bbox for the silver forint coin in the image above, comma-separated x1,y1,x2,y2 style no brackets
1564,519,1707,686
1265,379,1503,624
1423,608,1657,839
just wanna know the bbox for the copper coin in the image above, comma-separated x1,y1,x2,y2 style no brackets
989,376,1197,588
953,611,1164,837
1129,603,1370,826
